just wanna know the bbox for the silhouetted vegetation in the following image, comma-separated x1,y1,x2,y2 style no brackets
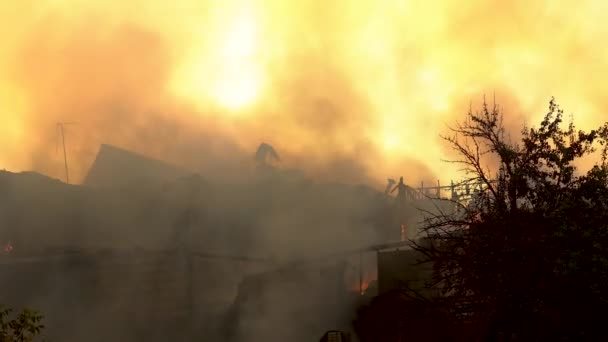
0,306,44,342
354,98,608,341
409,98,608,340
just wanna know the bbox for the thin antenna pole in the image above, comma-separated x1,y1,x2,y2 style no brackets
59,123,69,184
57,122,77,184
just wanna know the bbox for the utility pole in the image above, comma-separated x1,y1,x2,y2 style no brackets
57,122,77,184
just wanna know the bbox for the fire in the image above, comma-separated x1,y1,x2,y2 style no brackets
350,268,378,295
350,279,375,295
359,279,372,295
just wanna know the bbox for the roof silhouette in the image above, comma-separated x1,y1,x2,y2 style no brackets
84,144,188,188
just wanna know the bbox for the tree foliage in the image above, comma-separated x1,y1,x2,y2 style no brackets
0,306,44,342
414,98,608,340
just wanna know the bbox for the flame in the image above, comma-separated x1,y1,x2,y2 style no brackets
350,267,378,295
358,280,371,295
1,0,608,184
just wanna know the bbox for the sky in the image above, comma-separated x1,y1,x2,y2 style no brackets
1,0,607,186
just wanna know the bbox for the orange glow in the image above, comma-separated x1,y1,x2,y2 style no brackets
350,267,378,295
360,280,371,295
171,2,266,112
1,1,608,184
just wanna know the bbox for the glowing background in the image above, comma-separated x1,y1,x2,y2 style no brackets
1,0,607,185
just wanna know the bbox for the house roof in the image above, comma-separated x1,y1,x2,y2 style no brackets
83,144,189,188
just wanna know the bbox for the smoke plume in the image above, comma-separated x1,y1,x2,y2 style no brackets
1,0,605,186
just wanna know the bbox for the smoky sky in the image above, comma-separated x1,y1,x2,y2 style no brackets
1,0,608,185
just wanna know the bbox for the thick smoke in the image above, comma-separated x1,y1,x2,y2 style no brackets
4,1,607,185
1,0,603,186
1,1,608,341
0,4,388,185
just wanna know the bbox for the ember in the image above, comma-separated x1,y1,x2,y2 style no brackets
350,270,378,295
359,280,371,295
2,241,13,254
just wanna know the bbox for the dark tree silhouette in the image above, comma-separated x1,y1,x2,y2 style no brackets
0,306,44,342
353,290,457,342
413,98,608,340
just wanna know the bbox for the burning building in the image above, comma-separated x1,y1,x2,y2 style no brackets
0,143,441,341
